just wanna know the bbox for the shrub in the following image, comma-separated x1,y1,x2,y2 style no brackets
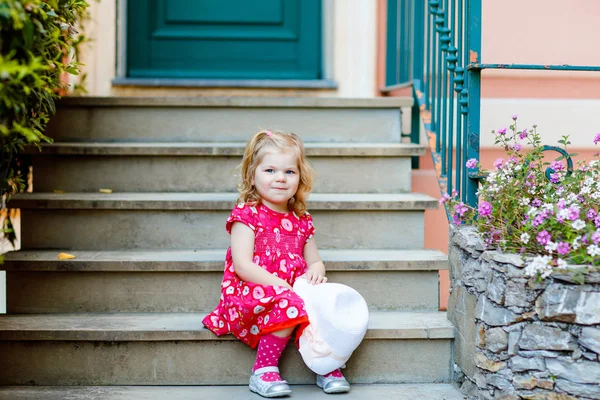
443,117,600,280
0,0,90,250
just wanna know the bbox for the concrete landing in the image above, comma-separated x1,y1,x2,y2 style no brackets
0,384,465,400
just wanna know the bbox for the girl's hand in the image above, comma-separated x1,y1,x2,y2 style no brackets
303,269,328,285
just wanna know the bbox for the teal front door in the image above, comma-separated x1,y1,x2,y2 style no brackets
127,0,322,80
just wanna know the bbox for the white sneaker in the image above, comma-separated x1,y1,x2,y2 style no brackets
249,366,292,398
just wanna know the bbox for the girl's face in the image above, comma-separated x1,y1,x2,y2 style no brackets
253,148,300,213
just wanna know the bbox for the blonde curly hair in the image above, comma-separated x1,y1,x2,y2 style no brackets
237,130,314,215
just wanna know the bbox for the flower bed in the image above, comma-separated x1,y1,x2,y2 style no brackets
443,119,600,280
449,226,600,400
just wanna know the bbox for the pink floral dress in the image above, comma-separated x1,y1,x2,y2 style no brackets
202,202,314,348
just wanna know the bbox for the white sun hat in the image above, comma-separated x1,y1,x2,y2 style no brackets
293,278,369,375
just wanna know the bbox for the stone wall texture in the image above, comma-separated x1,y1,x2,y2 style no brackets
448,226,600,400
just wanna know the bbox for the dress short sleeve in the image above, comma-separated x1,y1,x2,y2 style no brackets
226,203,259,234
304,212,315,241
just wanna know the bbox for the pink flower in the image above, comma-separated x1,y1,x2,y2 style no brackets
591,231,600,245
594,133,600,145
588,209,598,220
556,242,570,255
550,161,563,171
550,173,560,184
519,129,528,140
497,127,507,135
537,230,551,245
478,201,492,217
454,202,468,217
512,114,518,120
567,206,580,221
493,158,504,169
439,192,451,205
466,158,478,169
512,143,522,151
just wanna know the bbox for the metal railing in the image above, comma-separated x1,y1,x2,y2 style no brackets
385,0,600,213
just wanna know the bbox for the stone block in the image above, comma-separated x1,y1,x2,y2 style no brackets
448,285,478,380
476,297,519,327
486,374,514,392
485,327,508,353
555,378,600,399
475,352,507,372
509,356,545,372
487,274,506,305
481,251,524,267
513,376,538,390
579,327,600,355
536,284,600,325
520,391,579,400
518,350,560,358
507,331,521,355
504,280,535,308
546,358,600,385
519,325,576,351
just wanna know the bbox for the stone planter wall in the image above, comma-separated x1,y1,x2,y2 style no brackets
448,226,600,400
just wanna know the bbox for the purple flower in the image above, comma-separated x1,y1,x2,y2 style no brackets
478,201,492,217
439,192,451,205
594,133,600,145
595,216,600,229
452,215,462,225
465,158,478,169
512,143,522,151
454,202,468,217
465,158,477,169
550,173,560,184
493,158,504,169
497,127,507,135
550,161,564,171
537,230,551,245
532,215,545,227
567,206,580,221
532,198,542,207
587,209,598,220
519,129,528,140
591,231,600,245
556,242,570,255
512,114,518,120
557,199,566,209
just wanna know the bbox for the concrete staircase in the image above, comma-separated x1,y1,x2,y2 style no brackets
0,97,462,399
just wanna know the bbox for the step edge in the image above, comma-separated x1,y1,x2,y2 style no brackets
56,96,414,109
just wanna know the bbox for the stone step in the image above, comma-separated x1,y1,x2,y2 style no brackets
0,311,454,385
46,96,412,143
12,193,438,250
0,384,466,399
3,249,447,313
28,142,425,193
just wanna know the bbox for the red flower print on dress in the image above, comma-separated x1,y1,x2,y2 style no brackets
279,299,289,308
229,308,239,321
254,305,265,314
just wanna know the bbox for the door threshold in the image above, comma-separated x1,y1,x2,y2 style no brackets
112,78,338,90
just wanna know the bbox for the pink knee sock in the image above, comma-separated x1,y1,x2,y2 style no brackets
323,369,344,378
253,333,290,382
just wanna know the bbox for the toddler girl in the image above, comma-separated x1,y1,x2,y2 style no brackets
202,130,350,397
